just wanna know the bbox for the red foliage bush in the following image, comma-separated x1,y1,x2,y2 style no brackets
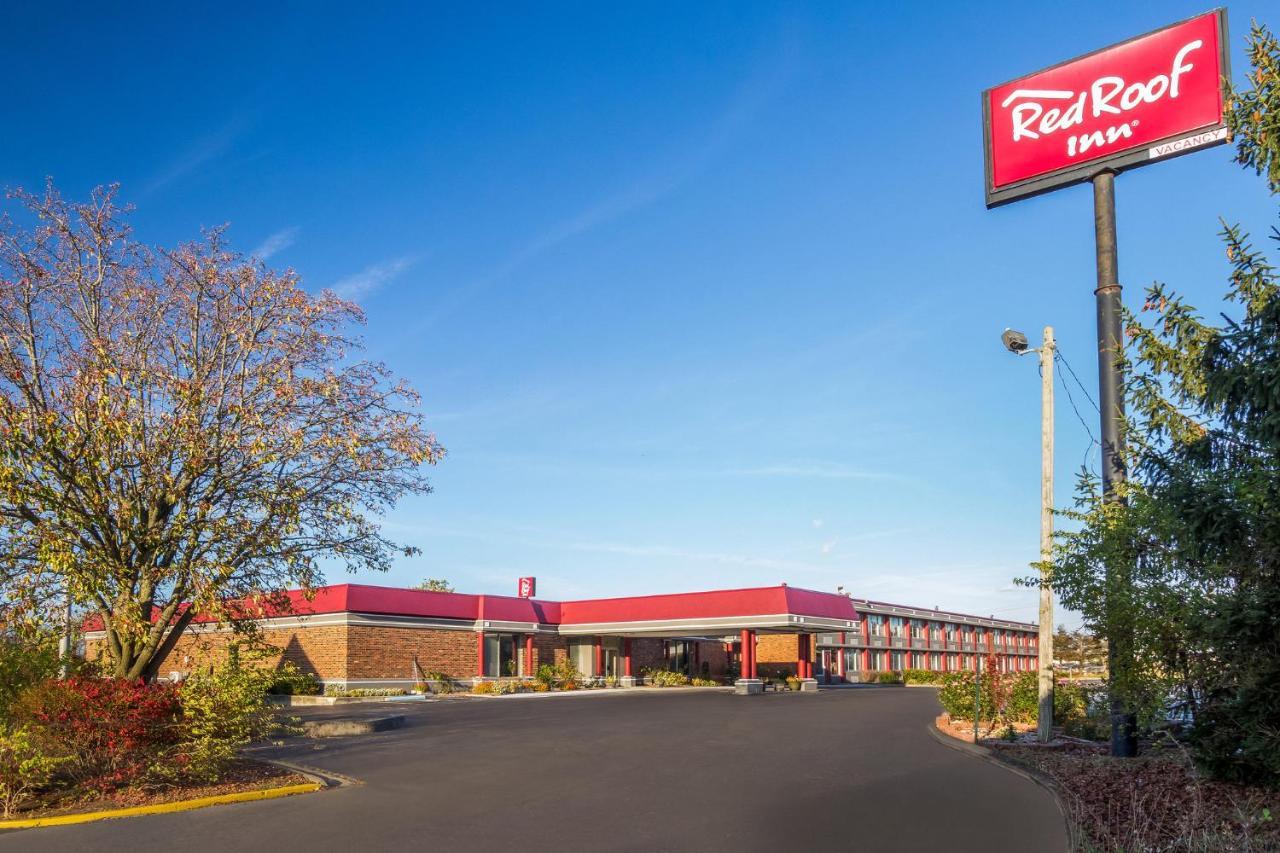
12,677,181,792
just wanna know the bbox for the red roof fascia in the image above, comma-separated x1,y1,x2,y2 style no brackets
556,585,836,624
782,586,859,621
79,583,858,633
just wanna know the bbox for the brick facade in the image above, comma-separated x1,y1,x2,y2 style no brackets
754,632,809,677
85,625,351,681
347,626,476,680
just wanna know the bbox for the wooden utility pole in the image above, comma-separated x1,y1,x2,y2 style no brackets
1038,326,1055,743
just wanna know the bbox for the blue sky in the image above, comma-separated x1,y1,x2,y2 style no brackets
3,2,1275,625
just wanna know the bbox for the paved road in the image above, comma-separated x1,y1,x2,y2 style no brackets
3,687,1066,852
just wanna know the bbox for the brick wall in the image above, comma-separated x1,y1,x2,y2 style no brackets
755,632,808,678
85,625,350,681
347,626,477,680
693,640,728,679
529,633,569,673
630,638,666,672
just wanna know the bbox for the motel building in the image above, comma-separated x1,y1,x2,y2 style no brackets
85,583,1039,693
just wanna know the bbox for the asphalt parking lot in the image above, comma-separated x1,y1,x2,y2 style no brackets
2,686,1065,852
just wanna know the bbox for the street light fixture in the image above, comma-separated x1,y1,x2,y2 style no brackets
1003,325,1055,744
1001,328,1031,354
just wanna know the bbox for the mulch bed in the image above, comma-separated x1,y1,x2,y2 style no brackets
9,759,309,821
935,716,1278,851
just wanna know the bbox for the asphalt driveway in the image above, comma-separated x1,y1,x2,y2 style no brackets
2,686,1066,852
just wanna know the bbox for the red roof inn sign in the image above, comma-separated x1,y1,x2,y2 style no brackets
983,9,1229,207
983,10,1230,757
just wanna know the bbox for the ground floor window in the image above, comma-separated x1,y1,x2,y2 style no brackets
890,651,904,671
664,640,695,675
568,638,625,677
870,650,885,671
910,652,924,669
484,633,519,677
930,652,941,670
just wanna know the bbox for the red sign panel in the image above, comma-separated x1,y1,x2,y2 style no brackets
984,10,1228,207
517,577,536,599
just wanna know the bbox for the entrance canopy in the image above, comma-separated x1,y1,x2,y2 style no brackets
555,584,857,637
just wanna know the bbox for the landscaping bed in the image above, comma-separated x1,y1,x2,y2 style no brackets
933,714,1278,852
2,759,310,822
996,741,1278,852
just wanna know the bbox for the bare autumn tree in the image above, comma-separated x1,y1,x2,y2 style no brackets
0,183,443,679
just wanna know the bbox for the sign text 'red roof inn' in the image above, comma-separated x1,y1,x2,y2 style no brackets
983,10,1229,207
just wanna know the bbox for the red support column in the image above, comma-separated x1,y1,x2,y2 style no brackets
524,634,534,676
838,632,846,680
476,632,485,678
748,631,758,679
624,638,633,677
861,619,871,671
739,630,750,680
594,637,603,677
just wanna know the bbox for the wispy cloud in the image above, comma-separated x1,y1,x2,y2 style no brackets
376,25,801,354
144,116,249,194
250,226,300,261
331,256,416,301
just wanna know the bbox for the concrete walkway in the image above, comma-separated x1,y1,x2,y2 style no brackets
2,686,1066,852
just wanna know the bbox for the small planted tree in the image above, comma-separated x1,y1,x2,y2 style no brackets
0,184,443,679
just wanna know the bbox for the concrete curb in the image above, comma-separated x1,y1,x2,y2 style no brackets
261,758,361,789
302,714,406,737
926,723,1071,850
0,781,322,831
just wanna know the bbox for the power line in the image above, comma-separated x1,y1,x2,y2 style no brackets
1052,351,1100,474
1059,345,1100,412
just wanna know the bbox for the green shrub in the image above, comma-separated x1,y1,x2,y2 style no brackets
903,669,944,685
421,671,456,694
0,726,65,817
938,671,989,722
785,676,801,691
877,672,902,684
939,668,1040,725
175,664,274,782
323,687,408,698
471,681,495,695
644,669,690,687
265,662,320,696
0,639,63,725
489,680,523,695
1005,672,1039,724
690,678,719,687
550,658,581,690
1053,681,1088,721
